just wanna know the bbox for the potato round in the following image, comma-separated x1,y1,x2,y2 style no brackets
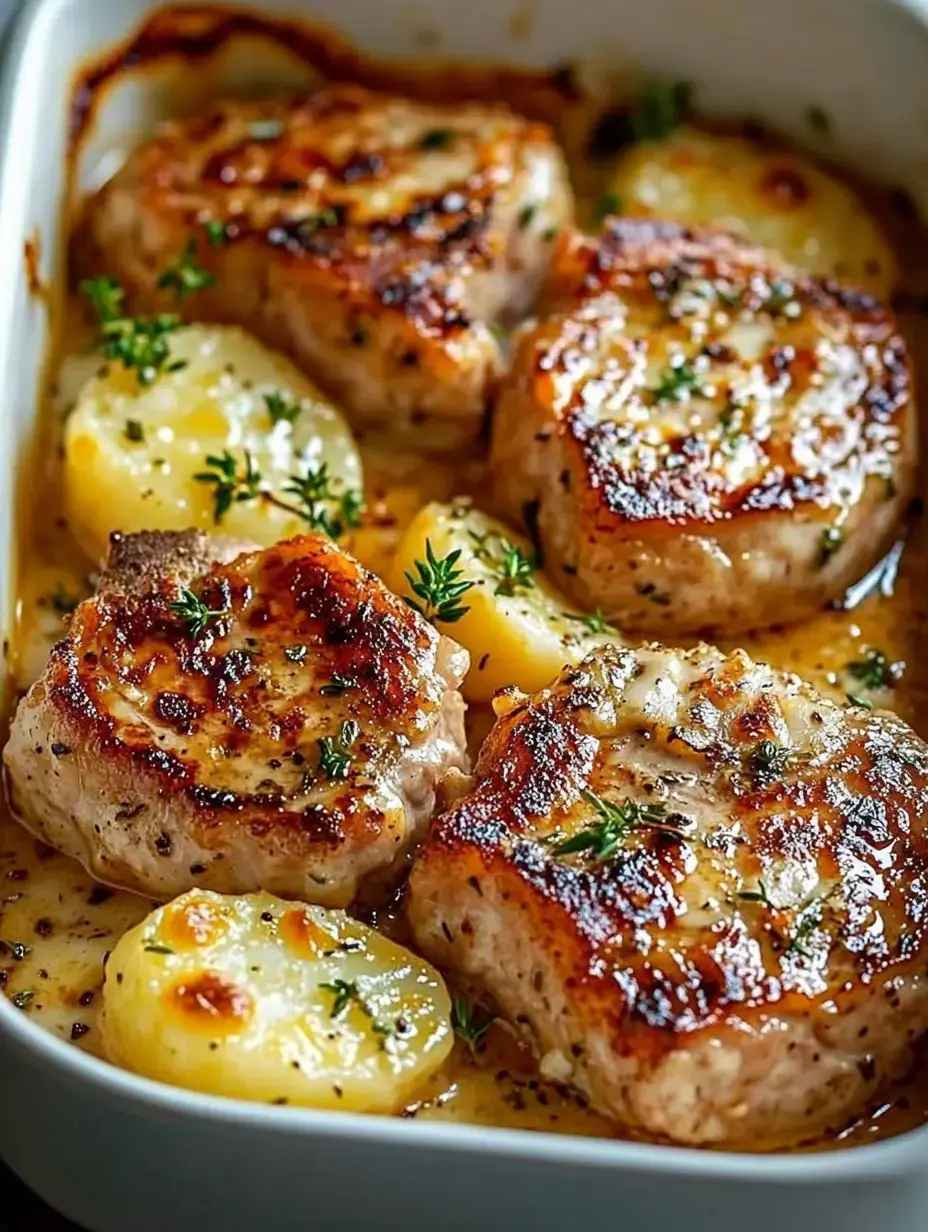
102,890,453,1112
609,125,897,297
63,324,363,561
391,502,622,702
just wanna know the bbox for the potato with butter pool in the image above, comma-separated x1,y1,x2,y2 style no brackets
102,890,453,1111
391,502,623,703
608,125,897,297
63,324,363,561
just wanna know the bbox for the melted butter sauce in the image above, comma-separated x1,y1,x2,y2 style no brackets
5,54,928,1150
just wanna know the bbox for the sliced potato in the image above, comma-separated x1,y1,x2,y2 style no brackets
102,890,453,1112
63,325,363,561
609,125,897,297
390,502,623,702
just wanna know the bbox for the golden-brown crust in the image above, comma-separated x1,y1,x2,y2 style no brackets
47,532,443,846
5,530,468,902
416,644,928,1042
533,219,911,530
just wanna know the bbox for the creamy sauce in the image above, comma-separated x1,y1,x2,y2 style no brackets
4,25,928,1149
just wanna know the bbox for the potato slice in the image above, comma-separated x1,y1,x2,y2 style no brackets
63,324,363,561
390,502,623,702
102,890,453,1112
609,125,897,297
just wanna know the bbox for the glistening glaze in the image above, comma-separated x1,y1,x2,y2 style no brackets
3,7,928,1152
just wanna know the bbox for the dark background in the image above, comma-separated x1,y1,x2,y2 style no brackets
0,1163,78,1230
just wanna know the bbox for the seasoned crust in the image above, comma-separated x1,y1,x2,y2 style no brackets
490,218,916,636
78,84,573,448
4,531,468,903
408,644,928,1146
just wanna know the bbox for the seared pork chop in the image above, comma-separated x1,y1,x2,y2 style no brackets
408,642,928,1147
4,530,468,903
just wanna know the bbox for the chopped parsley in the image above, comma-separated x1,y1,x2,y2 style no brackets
157,237,215,302
168,587,230,638
123,418,145,443
451,995,495,1052
1,940,30,961
404,540,475,624
846,693,874,711
551,790,673,863
143,944,176,956
746,739,796,785
10,990,34,1010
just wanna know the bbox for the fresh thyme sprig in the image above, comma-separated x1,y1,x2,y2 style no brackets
468,530,536,597
194,450,263,523
321,978,361,1018
404,540,475,625
80,275,185,387
193,451,363,539
563,608,617,635
550,790,679,863
157,237,215,302
168,587,230,638
451,995,495,1053
264,392,302,427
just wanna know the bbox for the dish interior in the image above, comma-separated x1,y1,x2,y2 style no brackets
3,1,928,1154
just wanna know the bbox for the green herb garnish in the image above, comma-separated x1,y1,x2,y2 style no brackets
284,645,307,663
846,693,874,711
404,540,475,625
551,790,672,862
788,897,824,957
594,190,622,223
124,418,145,443
204,218,228,246
1,940,30,961
564,608,616,635
143,944,176,955
652,358,705,403
282,466,364,540
846,647,896,691
50,585,80,614
518,203,538,229
321,978,360,1017
317,719,359,781
81,276,186,386
819,525,844,566
738,880,774,907
451,995,495,1052
10,990,34,1010
420,127,454,150
631,80,692,142
168,587,230,638
195,450,263,523
157,237,215,302
320,674,354,697
248,118,285,141
300,208,339,235
264,392,302,427
746,739,796,785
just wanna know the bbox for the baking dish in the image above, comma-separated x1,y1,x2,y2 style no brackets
3,0,928,1227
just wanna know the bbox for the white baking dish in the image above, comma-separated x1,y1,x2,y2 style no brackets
3,0,928,1228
